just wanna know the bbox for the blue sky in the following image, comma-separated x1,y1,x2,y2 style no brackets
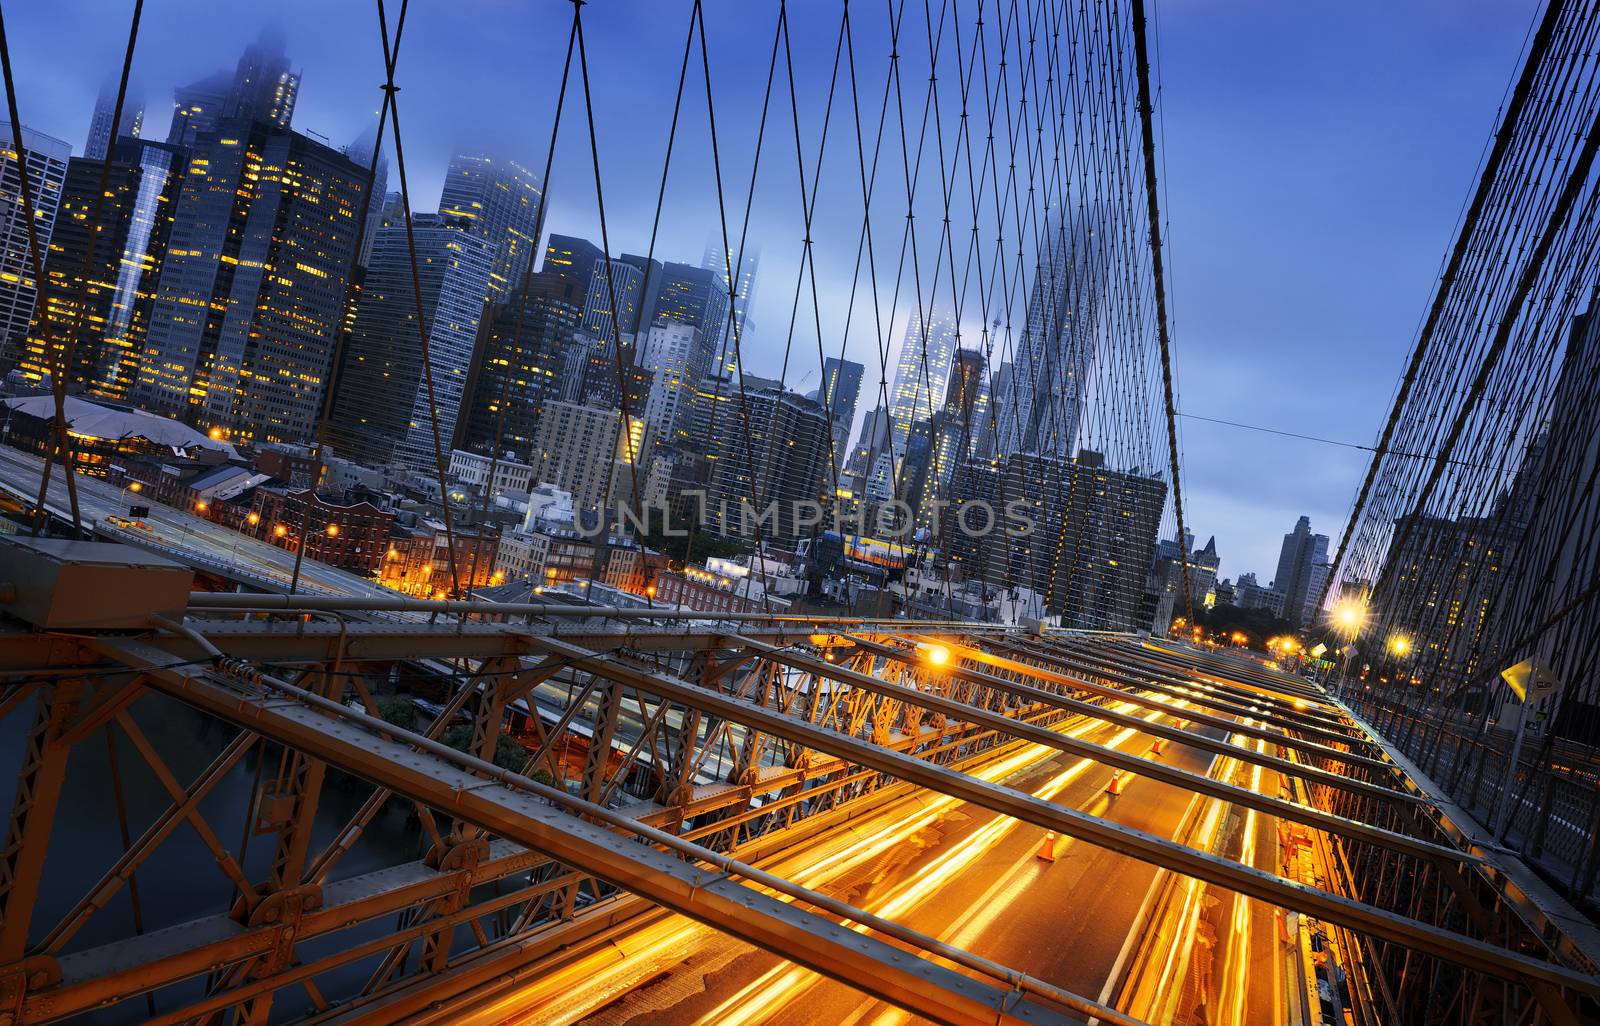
3,0,1538,583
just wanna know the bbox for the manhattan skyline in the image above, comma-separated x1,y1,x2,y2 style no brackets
0,0,1539,579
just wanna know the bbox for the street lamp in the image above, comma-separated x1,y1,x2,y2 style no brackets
1388,634,1412,658
918,642,951,667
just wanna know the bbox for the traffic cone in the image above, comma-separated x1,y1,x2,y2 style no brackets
1151,737,1164,757
1107,769,1123,796
1036,831,1057,862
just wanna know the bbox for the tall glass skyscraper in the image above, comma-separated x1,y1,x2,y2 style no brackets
819,356,864,473
438,152,543,298
701,240,759,374
167,31,299,147
885,310,957,459
17,139,185,401
84,77,144,162
996,216,1099,458
133,119,368,443
329,218,495,469
0,124,70,365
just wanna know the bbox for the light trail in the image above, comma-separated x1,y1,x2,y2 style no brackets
488,701,1148,1024
1215,729,1270,1026
695,703,1184,1026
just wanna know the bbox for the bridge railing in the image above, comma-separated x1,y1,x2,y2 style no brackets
1350,690,1600,904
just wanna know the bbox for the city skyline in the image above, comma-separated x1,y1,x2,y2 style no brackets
0,0,1540,583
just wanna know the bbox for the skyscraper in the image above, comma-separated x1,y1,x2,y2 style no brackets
133,119,368,443
997,216,1099,458
530,400,648,513
581,257,645,341
705,387,831,541
1273,515,1331,628
328,218,495,469
437,152,543,297
0,125,70,363
16,139,185,401
84,77,144,162
221,30,299,128
819,356,864,474
886,311,957,459
166,31,298,146
536,234,605,304
638,320,703,448
952,450,1165,630
651,260,729,360
702,240,759,373
454,294,583,461
167,71,231,147
342,122,388,268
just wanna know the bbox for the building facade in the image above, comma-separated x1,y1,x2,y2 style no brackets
437,151,543,297
328,218,495,469
15,139,186,400
132,119,368,444
0,124,70,363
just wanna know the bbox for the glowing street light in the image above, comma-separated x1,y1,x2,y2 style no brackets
919,643,951,667
247,512,260,527
1388,634,1412,657
1333,598,1367,636
273,524,288,538
325,523,340,538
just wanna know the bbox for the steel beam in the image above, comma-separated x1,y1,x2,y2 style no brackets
853,634,1415,800
498,634,1600,995
88,639,1092,1026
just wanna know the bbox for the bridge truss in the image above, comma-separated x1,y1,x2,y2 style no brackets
0,540,1597,1026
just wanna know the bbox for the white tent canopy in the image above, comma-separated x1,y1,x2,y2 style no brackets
3,395,240,458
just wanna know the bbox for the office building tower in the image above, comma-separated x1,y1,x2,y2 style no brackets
530,400,648,512
1233,572,1285,617
342,122,388,267
535,234,605,304
455,294,584,460
886,311,957,459
167,71,231,147
954,450,1164,630
652,260,728,358
328,218,495,469
581,257,645,341
437,151,543,296
166,31,298,147
15,139,185,399
638,320,703,448
974,360,1013,460
997,216,1099,458
84,77,143,162
133,119,368,443
1272,515,1331,628
222,30,299,127
1154,534,1220,624
0,125,70,362
819,357,864,474
705,387,831,541
702,240,759,373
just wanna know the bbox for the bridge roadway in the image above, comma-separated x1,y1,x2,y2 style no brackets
441,691,1302,1026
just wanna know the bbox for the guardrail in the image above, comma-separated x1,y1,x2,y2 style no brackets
1349,691,1600,905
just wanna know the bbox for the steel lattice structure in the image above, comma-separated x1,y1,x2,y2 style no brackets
0,538,1596,1025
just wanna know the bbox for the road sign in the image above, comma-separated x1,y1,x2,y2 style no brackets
1500,657,1561,704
